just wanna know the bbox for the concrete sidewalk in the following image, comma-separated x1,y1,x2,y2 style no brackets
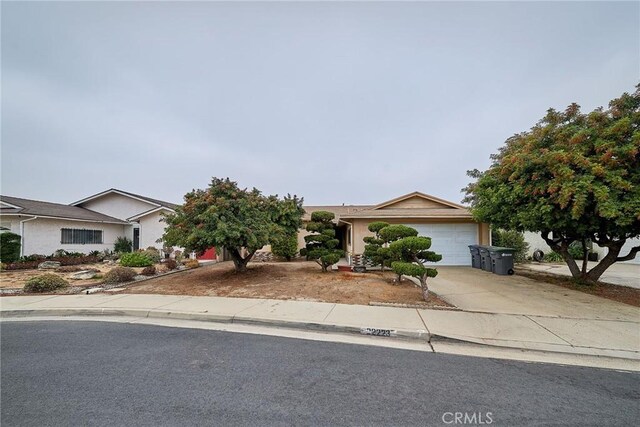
1,294,638,363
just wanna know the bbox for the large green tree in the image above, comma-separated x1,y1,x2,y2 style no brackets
163,178,304,272
464,87,640,283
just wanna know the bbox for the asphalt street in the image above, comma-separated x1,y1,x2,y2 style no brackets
1,321,638,426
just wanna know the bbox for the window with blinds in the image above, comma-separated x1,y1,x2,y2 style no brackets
60,228,103,244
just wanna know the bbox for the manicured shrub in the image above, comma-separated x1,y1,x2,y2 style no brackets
23,274,68,293
140,248,162,263
102,267,137,284
184,259,200,269
304,211,344,272
271,233,298,261
164,259,178,270
141,265,156,276
544,251,564,262
114,236,133,253
491,229,530,263
0,232,21,263
120,252,153,267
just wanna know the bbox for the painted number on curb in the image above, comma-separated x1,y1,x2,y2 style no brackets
360,327,395,337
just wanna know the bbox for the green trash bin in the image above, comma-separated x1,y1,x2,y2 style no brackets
478,246,492,272
468,245,481,269
488,247,516,275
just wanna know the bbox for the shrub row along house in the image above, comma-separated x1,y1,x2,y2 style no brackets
298,192,490,266
0,189,181,257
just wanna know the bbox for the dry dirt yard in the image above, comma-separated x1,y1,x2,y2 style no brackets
0,263,173,291
124,261,453,307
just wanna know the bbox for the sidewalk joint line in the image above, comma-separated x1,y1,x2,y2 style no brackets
525,315,574,347
154,296,192,309
416,309,431,335
321,304,337,322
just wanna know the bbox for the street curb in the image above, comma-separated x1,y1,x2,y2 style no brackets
0,308,431,341
3,309,637,361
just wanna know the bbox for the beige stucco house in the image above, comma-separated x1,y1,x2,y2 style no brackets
299,192,491,266
0,189,177,257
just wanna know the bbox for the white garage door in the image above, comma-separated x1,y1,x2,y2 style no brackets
405,223,478,266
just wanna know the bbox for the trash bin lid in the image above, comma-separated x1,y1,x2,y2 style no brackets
488,246,516,253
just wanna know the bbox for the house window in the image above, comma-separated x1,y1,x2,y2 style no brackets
61,228,103,244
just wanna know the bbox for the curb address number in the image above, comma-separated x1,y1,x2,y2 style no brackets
360,327,395,337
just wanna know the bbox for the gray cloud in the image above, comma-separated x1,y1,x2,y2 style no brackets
2,1,638,206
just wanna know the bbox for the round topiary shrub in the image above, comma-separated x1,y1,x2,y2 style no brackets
23,274,68,293
141,265,156,276
103,267,137,284
120,252,153,267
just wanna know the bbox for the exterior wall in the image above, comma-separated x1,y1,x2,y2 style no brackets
21,217,127,256
0,216,22,234
523,231,608,259
478,223,491,245
297,227,312,250
137,210,170,249
78,192,156,221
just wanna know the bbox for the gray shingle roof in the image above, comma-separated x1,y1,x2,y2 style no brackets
0,195,129,224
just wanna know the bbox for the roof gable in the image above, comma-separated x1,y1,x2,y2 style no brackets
373,192,465,210
71,189,178,210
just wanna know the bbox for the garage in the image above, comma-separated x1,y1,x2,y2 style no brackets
406,223,478,266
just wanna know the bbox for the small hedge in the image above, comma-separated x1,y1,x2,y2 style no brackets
140,248,162,263
184,259,200,269
0,232,21,263
141,265,156,276
103,267,137,284
23,274,68,293
120,252,153,267
164,259,178,270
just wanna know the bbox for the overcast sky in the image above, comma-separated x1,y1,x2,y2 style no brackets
2,1,638,207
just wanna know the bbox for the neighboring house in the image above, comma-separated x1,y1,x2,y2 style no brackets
523,232,640,265
0,189,177,257
299,191,491,266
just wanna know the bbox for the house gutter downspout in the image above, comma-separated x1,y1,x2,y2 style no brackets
19,216,37,257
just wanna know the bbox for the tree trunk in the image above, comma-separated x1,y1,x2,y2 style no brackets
230,248,254,273
419,275,429,301
584,244,621,283
580,239,589,275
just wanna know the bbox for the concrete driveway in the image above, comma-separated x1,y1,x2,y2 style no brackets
430,267,639,322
